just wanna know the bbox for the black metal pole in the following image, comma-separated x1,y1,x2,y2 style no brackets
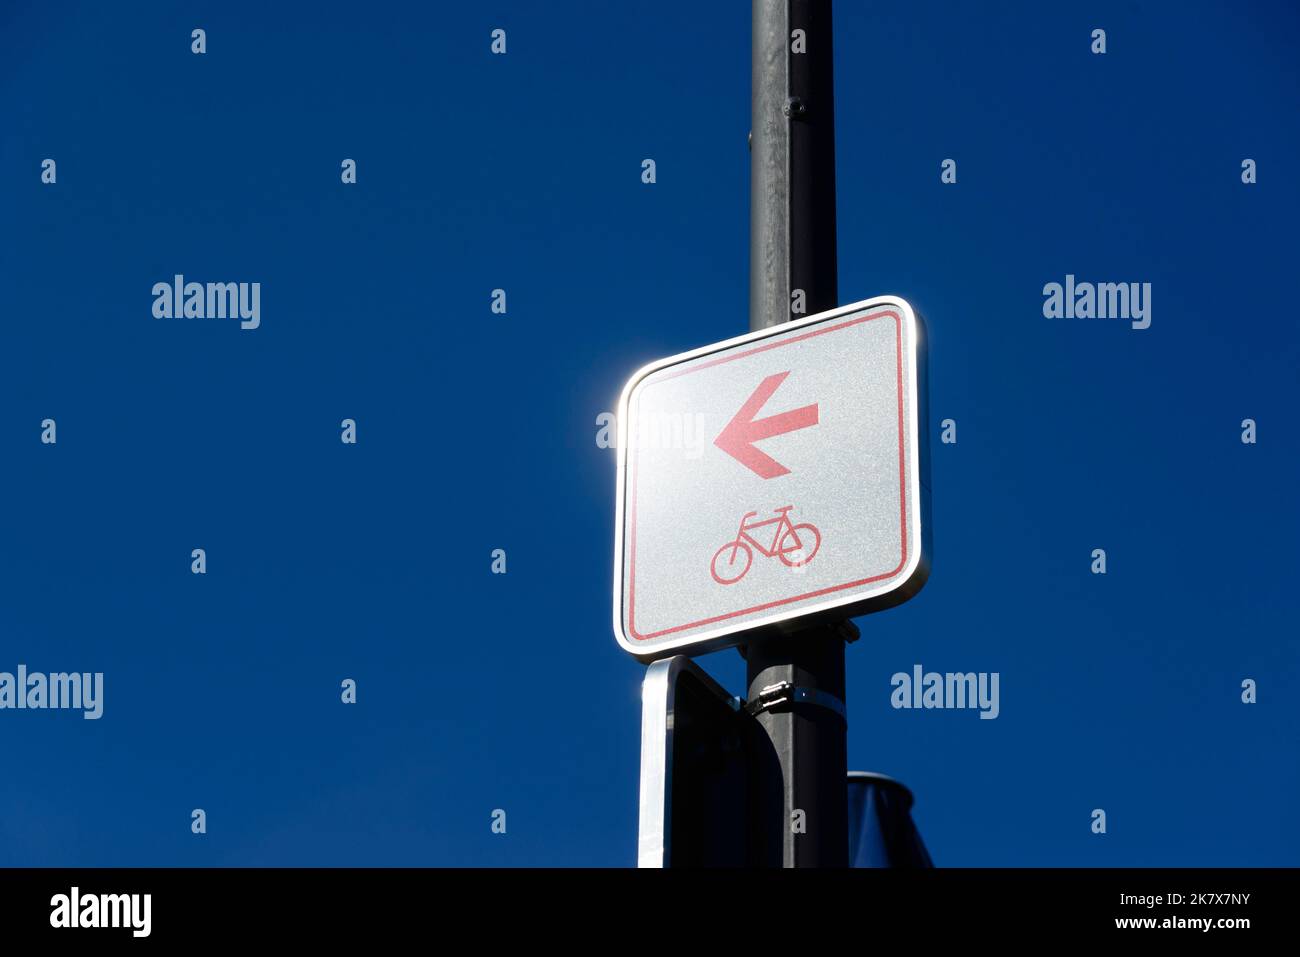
751,0,838,333
745,0,847,868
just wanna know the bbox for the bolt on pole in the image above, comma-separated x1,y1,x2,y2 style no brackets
745,0,847,868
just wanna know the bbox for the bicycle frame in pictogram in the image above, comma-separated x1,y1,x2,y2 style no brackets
710,506,822,585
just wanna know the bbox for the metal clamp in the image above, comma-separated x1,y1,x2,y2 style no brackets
744,680,846,722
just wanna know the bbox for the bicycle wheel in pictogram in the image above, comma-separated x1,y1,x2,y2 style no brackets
711,540,753,584
778,523,821,567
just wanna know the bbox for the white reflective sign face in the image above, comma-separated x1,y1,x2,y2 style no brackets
613,296,929,661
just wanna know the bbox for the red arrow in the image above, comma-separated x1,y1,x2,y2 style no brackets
714,371,819,479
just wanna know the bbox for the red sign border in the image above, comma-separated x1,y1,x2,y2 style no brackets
626,308,908,641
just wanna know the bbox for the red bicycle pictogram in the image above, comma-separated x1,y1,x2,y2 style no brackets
710,506,822,585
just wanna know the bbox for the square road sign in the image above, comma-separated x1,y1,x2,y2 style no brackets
613,296,930,661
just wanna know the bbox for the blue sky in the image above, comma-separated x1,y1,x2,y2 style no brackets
0,1,1296,866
